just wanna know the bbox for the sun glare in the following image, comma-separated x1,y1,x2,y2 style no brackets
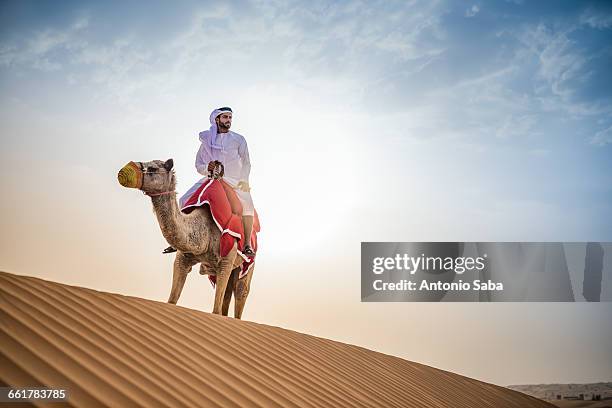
241,93,360,257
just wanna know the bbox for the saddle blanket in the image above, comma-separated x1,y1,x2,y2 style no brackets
181,178,260,287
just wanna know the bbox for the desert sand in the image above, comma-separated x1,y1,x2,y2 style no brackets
1,271,554,407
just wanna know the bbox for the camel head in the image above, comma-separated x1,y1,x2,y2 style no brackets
118,159,176,195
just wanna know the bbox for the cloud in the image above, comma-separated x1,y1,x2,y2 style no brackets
465,5,480,18
2,0,611,155
503,20,612,125
580,8,612,29
590,125,612,146
1,14,180,113
514,24,587,101
538,35,585,100
0,1,447,104
495,114,539,139
0,16,89,70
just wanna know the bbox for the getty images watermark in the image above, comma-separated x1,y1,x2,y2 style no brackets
361,242,612,302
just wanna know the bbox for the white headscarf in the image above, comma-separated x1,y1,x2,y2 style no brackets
198,107,233,161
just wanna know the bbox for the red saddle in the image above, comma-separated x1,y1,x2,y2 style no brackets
181,178,260,287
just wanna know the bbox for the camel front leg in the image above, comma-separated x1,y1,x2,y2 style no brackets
168,252,195,304
233,266,254,320
212,247,237,315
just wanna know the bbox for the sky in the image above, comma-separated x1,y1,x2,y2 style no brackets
1,0,611,386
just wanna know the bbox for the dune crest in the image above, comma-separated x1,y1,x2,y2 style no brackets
0,271,553,407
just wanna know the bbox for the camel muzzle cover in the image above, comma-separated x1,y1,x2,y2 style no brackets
118,161,143,189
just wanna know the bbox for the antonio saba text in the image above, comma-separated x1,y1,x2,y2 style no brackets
372,279,503,291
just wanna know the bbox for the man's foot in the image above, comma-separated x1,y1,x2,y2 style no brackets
242,245,255,257
163,246,177,254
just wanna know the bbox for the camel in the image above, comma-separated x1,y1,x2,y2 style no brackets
117,158,254,319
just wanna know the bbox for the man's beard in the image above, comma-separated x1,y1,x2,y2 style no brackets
218,122,231,131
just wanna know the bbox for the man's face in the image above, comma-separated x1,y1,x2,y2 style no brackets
216,113,232,131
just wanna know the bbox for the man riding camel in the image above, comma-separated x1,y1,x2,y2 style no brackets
164,106,256,256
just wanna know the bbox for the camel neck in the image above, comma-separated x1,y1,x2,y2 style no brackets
150,193,191,250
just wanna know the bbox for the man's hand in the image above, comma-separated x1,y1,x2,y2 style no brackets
237,181,250,192
207,161,224,179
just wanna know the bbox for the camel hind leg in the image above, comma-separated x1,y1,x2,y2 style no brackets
168,252,196,304
233,266,254,320
221,268,238,316
212,245,237,315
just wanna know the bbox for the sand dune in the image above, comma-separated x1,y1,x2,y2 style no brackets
1,271,554,407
